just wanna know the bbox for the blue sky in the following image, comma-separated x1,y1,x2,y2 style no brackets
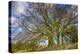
55,4,71,11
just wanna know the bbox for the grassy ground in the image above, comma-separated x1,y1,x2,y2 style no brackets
13,43,78,53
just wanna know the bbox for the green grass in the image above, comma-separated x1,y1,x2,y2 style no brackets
12,43,78,53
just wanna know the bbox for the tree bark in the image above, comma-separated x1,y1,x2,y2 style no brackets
62,33,65,49
57,34,60,48
48,34,54,47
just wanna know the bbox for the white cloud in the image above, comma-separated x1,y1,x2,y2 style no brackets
11,16,16,23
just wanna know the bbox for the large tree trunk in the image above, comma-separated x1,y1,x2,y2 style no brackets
62,33,65,49
57,36,60,45
48,34,54,47
57,34,60,48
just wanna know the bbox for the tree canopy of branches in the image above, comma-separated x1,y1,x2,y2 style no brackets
9,1,78,52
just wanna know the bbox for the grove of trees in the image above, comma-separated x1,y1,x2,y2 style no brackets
9,1,78,53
